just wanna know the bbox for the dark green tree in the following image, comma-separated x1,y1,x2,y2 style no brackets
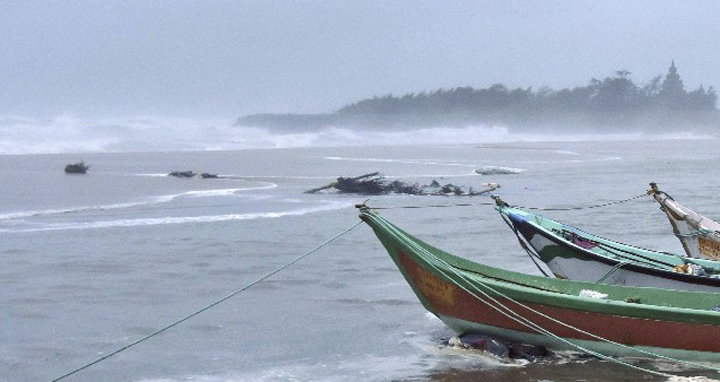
659,60,686,109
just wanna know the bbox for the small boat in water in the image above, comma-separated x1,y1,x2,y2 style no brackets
358,205,720,362
495,200,720,292
64,161,89,174
649,182,720,261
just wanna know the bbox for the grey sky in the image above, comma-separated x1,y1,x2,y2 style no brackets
1,1,719,119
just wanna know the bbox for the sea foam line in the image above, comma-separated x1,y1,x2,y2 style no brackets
555,150,580,155
136,174,282,183
324,156,478,167
0,183,278,221
0,200,351,233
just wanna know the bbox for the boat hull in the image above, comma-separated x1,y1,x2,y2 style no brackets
360,209,720,362
440,315,720,363
505,210,720,292
394,249,720,362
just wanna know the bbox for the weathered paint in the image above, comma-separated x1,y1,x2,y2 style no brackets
650,188,720,260
500,206,720,291
398,251,720,354
359,209,720,362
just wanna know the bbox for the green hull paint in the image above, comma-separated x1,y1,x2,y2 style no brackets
360,208,720,361
363,210,720,318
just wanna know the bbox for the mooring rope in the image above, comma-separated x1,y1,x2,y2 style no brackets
50,221,363,382
497,211,551,277
369,202,496,210
674,228,720,238
366,193,649,211
594,261,630,284
513,193,649,211
369,213,720,376
374,217,681,378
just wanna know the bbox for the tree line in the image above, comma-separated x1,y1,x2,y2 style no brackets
237,62,719,132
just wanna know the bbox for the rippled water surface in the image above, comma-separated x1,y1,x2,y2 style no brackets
1,141,719,381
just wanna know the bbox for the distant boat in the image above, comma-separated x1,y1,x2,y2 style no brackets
64,161,89,174
359,206,720,363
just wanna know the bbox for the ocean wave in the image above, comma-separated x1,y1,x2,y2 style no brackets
135,173,172,177
475,166,526,175
0,200,350,233
555,150,580,155
560,156,623,164
183,183,278,197
1,114,715,155
324,156,478,167
0,114,236,155
384,173,478,179
0,183,278,221
0,200,170,221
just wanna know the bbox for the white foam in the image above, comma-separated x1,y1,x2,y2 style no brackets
0,114,236,155
324,156,477,167
183,183,278,197
0,200,350,233
475,166,526,175
0,183,278,221
560,156,622,164
0,114,715,155
0,200,165,221
384,173,477,179
135,173,170,177
555,150,580,155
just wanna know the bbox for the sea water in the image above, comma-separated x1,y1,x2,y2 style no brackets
1,140,719,381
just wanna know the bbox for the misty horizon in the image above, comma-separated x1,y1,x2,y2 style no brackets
3,1,720,155
3,1,720,120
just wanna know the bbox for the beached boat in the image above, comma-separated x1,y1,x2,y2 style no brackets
358,206,720,362
495,201,720,292
649,182,720,260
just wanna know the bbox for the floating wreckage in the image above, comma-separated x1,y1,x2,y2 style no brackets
475,166,524,176
64,161,89,174
306,172,499,196
168,171,219,179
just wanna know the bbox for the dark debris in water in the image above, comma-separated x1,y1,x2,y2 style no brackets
168,171,220,179
306,172,499,196
448,334,564,363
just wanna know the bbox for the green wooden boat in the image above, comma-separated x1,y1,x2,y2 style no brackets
358,206,720,363
496,202,720,292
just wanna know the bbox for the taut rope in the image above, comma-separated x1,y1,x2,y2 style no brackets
51,221,362,382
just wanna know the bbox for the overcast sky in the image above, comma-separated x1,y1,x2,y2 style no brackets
2,1,719,119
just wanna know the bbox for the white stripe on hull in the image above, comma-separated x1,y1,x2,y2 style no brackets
527,232,719,292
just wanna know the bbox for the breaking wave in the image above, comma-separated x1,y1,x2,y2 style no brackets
0,200,350,233
0,114,716,155
324,156,478,167
0,183,277,221
555,150,580,155
475,166,526,175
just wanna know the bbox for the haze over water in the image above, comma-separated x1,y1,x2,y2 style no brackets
3,1,720,381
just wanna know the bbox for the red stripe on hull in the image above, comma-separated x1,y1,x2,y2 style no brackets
398,251,720,353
